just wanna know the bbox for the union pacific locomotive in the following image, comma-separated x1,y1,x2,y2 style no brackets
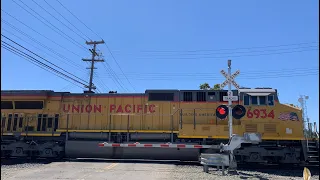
1,88,319,165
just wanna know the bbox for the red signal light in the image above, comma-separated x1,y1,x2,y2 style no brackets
232,105,246,119
217,107,226,115
216,105,229,119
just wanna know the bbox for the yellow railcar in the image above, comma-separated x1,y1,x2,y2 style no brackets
0,88,317,165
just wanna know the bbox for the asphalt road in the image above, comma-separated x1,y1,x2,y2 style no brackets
1,159,319,180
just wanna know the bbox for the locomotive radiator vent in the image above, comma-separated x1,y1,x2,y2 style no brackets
264,124,276,133
245,124,257,133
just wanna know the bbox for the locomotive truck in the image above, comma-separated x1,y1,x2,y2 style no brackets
1,88,319,165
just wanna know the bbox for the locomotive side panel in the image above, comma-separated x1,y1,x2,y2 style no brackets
1,91,55,134
144,90,180,132
274,104,303,140
238,89,303,140
178,90,240,138
143,101,173,131
109,95,146,131
59,94,147,131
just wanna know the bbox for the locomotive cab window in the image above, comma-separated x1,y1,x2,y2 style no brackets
258,96,266,105
244,95,273,106
243,95,250,105
251,96,258,105
15,101,44,109
148,93,174,101
268,95,274,106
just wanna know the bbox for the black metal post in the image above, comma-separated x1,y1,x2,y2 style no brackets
26,116,30,138
180,109,183,129
66,114,69,141
127,115,130,142
193,109,196,129
170,115,173,143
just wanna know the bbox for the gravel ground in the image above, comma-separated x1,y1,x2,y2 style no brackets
1,159,319,180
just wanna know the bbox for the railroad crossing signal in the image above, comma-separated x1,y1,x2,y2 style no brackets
220,70,240,89
216,105,246,120
220,60,240,139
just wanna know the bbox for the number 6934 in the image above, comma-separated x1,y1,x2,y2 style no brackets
246,109,274,119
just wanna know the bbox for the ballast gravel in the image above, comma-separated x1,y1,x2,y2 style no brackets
1,159,319,180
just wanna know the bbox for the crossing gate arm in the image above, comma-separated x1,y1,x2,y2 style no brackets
98,142,220,149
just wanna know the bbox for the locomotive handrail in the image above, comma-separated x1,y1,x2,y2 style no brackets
171,108,180,116
314,122,319,139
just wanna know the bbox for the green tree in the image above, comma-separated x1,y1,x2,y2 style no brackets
211,84,221,90
199,83,221,90
199,83,210,90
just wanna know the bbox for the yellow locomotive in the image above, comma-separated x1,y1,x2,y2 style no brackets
1,88,318,165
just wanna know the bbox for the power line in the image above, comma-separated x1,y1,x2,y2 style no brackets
138,42,319,53
1,34,88,84
104,44,137,92
2,9,105,92
1,9,82,57
43,0,91,40
101,63,128,92
1,27,87,73
31,0,87,42
99,72,318,81
1,20,86,72
93,72,110,92
11,0,87,50
98,69,319,79
124,45,319,57
97,67,319,76
131,48,318,60
2,44,84,89
1,42,87,87
56,0,136,92
1,41,87,86
56,0,101,39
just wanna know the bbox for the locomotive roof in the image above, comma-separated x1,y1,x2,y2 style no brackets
1,88,277,96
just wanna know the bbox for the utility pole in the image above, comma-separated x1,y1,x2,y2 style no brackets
82,40,105,92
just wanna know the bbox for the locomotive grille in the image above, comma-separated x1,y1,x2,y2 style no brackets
264,124,276,133
245,124,257,132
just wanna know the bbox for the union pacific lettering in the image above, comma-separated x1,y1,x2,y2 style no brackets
110,104,155,113
63,104,102,113
62,104,156,113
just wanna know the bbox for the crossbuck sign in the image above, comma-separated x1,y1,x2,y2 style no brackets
220,70,240,89
220,69,241,102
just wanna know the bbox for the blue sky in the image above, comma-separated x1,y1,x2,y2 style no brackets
1,1,319,124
